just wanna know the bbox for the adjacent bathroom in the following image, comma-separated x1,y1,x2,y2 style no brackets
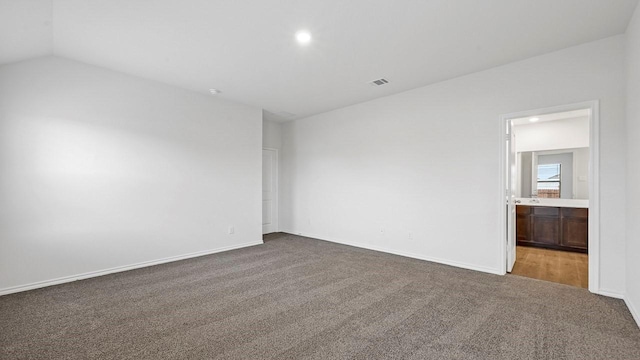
509,108,590,288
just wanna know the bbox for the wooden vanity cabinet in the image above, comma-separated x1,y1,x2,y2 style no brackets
516,206,532,242
515,205,588,253
561,208,588,250
532,207,561,246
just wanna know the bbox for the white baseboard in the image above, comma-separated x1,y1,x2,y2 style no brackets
286,231,503,276
595,289,625,299
625,296,640,329
0,240,263,297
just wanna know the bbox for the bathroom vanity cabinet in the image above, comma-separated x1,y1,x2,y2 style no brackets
516,205,588,253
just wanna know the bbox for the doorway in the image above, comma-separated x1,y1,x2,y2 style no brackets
262,148,278,235
500,101,599,291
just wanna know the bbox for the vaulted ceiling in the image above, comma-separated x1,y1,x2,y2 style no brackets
1,0,639,121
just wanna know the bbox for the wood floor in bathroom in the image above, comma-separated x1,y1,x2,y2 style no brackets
510,246,588,289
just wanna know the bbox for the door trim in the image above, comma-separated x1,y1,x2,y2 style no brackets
263,147,279,234
498,100,599,294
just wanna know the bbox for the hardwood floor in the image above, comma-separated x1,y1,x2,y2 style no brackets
510,246,588,289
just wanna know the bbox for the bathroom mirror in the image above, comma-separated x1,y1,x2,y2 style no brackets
537,163,562,198
517,148,589,200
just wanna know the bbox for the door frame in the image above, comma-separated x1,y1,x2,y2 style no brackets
498,100,600,293
506,119,517,272
262,147,279,234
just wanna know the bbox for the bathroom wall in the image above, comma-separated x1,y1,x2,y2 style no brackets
513,116,589,152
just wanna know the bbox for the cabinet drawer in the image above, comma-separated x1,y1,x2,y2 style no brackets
533,207,560,216
562,208,588,218
516,205,531,215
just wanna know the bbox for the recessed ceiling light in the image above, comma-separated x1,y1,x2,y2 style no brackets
529,117,540,122
295,31,312,45
209,89,222,95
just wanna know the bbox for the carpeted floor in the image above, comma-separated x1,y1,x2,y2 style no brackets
1,233,639,359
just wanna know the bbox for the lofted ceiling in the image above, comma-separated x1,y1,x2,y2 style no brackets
1,0,639,121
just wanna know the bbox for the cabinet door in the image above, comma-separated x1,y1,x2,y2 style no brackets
532,216,560,245
516,215,530,241
562,218,588,249
516,206,531,241
561,208,588,250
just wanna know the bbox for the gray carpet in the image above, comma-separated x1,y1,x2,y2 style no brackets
1,233,639,359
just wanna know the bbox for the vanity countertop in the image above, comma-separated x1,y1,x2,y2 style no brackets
515,198,588,208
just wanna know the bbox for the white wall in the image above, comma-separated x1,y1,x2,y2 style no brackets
574,147,589,200
263,117,282,150
0,56,263,293
0,0,52,64
282,36,627,294
513,117,589,152
625,4,640,326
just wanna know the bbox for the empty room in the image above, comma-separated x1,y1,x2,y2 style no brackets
2,0,640,359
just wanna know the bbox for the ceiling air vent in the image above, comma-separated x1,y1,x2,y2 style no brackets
370,78,389,86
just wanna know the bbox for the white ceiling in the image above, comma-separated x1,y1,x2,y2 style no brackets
1,0,639,121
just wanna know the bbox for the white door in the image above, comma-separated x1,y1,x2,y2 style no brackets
262,148,278,234
507,124,517,272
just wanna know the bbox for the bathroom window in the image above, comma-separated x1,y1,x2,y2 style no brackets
537,163,561,198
